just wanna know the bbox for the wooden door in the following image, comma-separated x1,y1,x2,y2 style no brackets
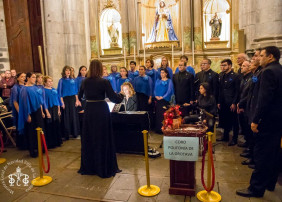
3,0,44,73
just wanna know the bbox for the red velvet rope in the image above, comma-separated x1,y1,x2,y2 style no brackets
0,131,4,155
201,136,216,192
40,132,50,173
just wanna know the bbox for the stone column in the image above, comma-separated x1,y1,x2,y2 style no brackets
127,0,137,57
193,0,203,52
120,0,129,60
89,0,99,59
43,0,88,85
0,0,9,71
182,0,191,52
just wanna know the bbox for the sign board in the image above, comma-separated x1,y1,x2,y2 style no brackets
163,136,199,161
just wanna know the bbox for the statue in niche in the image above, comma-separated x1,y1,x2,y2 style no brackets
209,12,222,40
107,22,119,48
147,0,178,43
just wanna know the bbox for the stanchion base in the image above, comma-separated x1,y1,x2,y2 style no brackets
197,190,221,202
0,158,6,164
138,185,160,196
31,176,52,187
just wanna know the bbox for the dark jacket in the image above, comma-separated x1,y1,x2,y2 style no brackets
173,71,194,105
195,69,219,101
246,66,263,124
218,70,240,106
124,94,137,111
252,61,282,132
238,72,252,109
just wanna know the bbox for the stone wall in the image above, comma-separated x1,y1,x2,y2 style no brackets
0,0,9,72
239,0,282,56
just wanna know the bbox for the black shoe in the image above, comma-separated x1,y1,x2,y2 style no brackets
248,164,255,169
240,152,251,158
116,169,122,173
238,142,248,148
266,186,275,192
241,159,254,165
236,188,264,198
228,140,237,146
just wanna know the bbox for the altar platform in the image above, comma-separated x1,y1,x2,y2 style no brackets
0,131,281,202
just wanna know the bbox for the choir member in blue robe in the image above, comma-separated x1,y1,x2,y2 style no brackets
133,65,153,111
75,66,87,131
57,66,81,140
116,67,131,93
128,61,139,80
174,55,195,76
157,56,173,79
10,72,26,149
78,60,124,178
109,64,121,80
35,73,44,106
121,82,138,111
103,66,117,92
43,76,62,149
154,68,174,133
18,72,45,157
145,59,157,93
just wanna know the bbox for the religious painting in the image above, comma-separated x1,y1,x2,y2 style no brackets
202,0,231,49
141,0,180,48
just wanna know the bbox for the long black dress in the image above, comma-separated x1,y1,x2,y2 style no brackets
78,77,123,178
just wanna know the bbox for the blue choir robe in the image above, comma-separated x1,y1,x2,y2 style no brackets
18,86,43,134
10,84,24,127
146,69,157,96
133,75,153,97
175,66,195,76
103,75,117,92
116,77,132,93
57,78,78,98
110,72,121,81
128,70,139,80
75,76,86,93
43,88,61,109
157,67,173,80
36,84,45,108
154,79,174,102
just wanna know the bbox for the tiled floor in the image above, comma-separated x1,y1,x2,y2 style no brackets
0,132,281,202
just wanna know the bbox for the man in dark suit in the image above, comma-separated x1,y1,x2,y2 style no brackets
240,49,262,167
195,58,219,101
218,59,240,146
173,60,194,116
236,46,282,198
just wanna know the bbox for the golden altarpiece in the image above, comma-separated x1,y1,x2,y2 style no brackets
89,0,243,73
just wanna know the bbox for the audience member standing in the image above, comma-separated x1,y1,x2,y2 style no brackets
0,70,15,99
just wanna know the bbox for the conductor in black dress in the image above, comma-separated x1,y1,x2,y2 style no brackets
78,60,124,178
173,60,194,116
236,46,282,198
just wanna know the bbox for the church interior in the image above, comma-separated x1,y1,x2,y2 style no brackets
0,0,282,201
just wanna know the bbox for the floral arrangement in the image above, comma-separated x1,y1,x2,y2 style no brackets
162,105,182,130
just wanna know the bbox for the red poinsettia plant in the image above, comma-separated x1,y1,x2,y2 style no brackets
162,105,182,130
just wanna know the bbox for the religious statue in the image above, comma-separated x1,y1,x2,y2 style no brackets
107,23,119,47
209,12,222,40
147,1,178,43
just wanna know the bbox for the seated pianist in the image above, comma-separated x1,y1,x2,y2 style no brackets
183,82,217,131
120,82,137,112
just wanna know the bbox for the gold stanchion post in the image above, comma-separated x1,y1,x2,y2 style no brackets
31,128,52,186
197,132,221,202
138,130,160,197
